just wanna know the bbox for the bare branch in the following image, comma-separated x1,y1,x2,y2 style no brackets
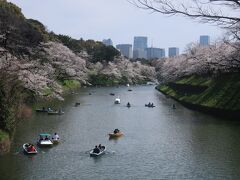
130,0,240,28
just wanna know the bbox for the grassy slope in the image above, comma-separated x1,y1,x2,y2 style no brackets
0,130,9,141
158,73,240,110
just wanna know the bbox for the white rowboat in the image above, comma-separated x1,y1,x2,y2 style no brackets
23,143,38,154
90,147,106,157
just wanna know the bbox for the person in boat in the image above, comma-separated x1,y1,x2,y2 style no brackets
148,102,151,107
127,102,130,106
27,144,35,152
93,145,100,153
114,129,120,134
52,132,59,140
40,136,44,141
99,144,105,150
27,144,32,152
151,103,154,107
30,145,36,152
45,136,49,140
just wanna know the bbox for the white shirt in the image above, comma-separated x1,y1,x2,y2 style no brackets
53,134,60,140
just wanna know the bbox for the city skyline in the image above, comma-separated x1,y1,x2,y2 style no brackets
115,35,210,59
8,0,223,53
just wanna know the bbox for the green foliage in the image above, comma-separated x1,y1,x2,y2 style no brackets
0,0,23,18
0,0,44,55
0,130,8,141
27,19,57,42
56,35,84,53
91,44,120,63
89,74,120,86
0,74,26,132
62,80,81,91
56,34,120,63
118,76,129,84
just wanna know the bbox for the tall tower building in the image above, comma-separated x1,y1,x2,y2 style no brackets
116,44,133,59
200,35,210,46
133,36,148,59
168,47,179,57
133,36,148,50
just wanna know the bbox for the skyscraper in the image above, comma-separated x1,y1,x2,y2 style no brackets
168,47,179,57
102,39,113,46
133,36,148,59
146,47,165,60
200,35,210,46
133,36,148,50
133,49,147,59
116,44,133,59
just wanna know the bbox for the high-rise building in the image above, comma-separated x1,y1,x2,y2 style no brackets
146,47,165,59
133,36,148,50
133,36,148,59
133,49,147,59
200,35,210,46
116,44,133,59
168,47,179,57
102,39,113,46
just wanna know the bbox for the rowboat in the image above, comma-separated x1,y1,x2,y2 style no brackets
145,104,155,108
38,133,53,147
109,132,123,138
23,143,37,154
90,147,106,157
38,139,53,146
114,98,120,104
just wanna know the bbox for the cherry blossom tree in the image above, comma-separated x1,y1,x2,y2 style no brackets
156,41,240,82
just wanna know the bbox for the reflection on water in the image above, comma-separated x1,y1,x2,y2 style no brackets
1,85,240,180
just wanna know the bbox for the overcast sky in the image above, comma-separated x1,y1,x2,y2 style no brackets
8,0,224,52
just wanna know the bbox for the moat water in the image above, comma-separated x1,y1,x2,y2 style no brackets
1,85,240,180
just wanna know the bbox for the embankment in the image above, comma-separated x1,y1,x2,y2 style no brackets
0,130,10,155
156,73,240,119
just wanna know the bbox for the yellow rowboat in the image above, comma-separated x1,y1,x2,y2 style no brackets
108,132,123,138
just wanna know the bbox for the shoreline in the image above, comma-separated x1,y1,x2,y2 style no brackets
156,86,240,120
